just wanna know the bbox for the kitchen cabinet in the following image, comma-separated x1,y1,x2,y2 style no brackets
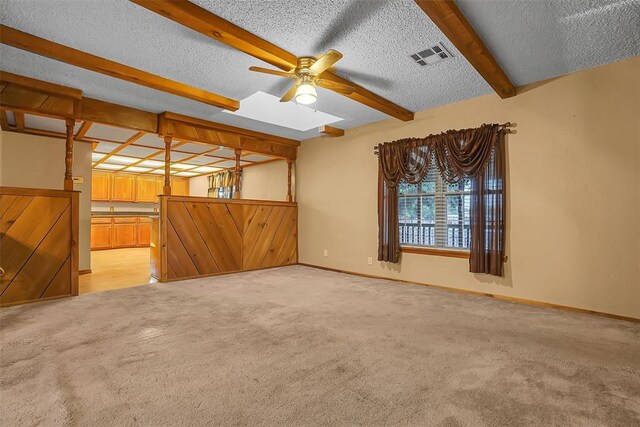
91,173,190,202
171,177,190,196
113,217,137,248
91,172,111,201
136,176,161,203
111,174,136,202
137,218,151,246
90,218,113,249
90,216,153,250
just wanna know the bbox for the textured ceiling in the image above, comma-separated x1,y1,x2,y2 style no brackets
1,0,638,141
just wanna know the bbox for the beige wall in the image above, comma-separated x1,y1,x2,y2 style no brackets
242,160,291,201
0,131,92,271
297,57,640,319
189,161,292,201
189,175,209,197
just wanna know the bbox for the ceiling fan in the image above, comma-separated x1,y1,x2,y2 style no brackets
249,49,355,105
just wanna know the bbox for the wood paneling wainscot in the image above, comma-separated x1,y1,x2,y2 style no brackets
0,187,79,307
151,195,297,282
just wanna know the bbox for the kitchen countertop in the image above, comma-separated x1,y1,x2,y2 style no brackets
91,212,158,217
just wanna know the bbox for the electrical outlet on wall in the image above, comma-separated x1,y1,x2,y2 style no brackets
323,249,328,257
367,257,373,266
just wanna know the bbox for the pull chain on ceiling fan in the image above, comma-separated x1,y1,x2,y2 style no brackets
249,49,355,105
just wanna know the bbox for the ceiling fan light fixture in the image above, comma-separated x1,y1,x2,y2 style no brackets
295,83,317,105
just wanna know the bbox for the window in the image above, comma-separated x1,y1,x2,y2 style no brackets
398,163,471,251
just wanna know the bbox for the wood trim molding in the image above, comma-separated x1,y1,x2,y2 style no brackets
81,97,158,133
0,24,240,110
319,125,344,137
414,0,516,99
401,246,470,259
0,186,79,198
129,0,414,121
159,112,300,147
79,269,92,275
0,70,83,99
159,194,297,207
297,263,640,324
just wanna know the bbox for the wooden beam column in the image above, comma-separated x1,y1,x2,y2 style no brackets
64,118,75,191
164,135,172,195
234,148,241,199
287,159,293,202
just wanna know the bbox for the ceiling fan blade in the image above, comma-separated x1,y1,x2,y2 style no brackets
310,50,343,74
249,66,295,78
317,79,355,95
280,81,300,102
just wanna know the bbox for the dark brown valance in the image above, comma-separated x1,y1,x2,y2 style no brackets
376,123,507,276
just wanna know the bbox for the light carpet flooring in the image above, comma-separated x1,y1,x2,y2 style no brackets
1,265,638,426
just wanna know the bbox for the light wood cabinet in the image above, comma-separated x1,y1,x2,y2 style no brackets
171,177,190,196
111,174,136,202
91,173,190,202
91,173,111,201
137,221,151,246
113,224,137,247
90,216,153,250
135,176,161,203
90,222,113,249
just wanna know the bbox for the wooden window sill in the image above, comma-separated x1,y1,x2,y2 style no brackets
400,246,470,259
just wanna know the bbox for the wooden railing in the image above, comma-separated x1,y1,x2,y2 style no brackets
151,195,297,282
0,187,79,307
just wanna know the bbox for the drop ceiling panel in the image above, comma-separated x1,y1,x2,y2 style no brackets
94,163,125,171
212,160,251,168
94,141,121,153
181,156,219,166
152,152,192,161
210,148,236,159
178,143,216,154
134,133,166,148
117,145,161,158
5,111,16,126
242,154,275,163
24,114,67,133
84,123,138,142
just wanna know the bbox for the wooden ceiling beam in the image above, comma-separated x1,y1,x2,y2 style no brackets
0,70,83,100
0,24,240,110
130,0,414,121
74,121,93,139
414,0,516,99
80,98,158,133
319,125,344,137
130,0,297,71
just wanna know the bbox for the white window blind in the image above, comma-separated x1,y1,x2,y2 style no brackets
398,161,471,250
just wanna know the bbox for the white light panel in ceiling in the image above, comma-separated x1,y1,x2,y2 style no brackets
222,91,343,132
85,123,138,142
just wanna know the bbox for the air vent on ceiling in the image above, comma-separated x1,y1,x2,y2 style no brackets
410,43,452,67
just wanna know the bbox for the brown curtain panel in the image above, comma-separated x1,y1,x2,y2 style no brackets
207,170,237,198
376,124,506,276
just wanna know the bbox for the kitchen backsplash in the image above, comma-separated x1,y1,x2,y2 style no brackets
92,201,158,213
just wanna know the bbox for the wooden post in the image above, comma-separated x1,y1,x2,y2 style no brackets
163,135,172,195
287,159,293,202
64,118,75,191
234,148,241,199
